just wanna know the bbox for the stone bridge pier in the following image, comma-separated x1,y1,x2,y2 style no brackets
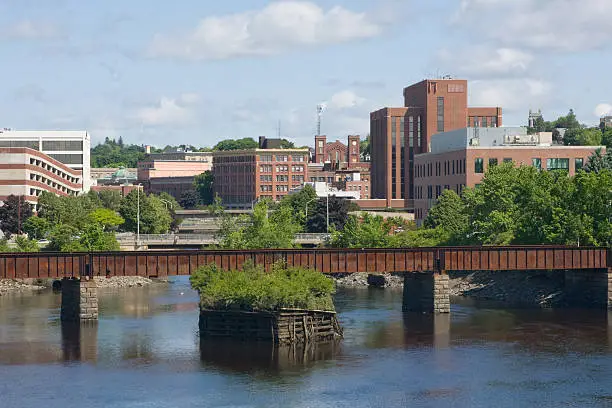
60,277,98,321
402,271,450,314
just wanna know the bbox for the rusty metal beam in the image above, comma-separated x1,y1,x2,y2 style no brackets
0,246,608,279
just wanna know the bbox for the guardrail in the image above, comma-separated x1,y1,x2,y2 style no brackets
116,233,330,246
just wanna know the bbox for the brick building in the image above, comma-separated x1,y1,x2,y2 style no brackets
413,127,605,223
213,139,309,208
370,78,502,207
313,134,361,167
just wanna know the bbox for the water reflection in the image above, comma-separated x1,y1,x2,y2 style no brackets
199,338,341,376
61,321,98,363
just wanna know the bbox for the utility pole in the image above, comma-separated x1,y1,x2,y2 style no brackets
136,185,141,248
326,185,330,233
317,103,326,136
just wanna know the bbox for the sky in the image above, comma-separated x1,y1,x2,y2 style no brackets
1,0,612,148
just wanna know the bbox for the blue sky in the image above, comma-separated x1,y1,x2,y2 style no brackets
1,0,611,148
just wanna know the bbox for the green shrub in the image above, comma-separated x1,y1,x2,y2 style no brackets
190,262,335,312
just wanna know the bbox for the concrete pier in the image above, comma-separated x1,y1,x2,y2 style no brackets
564,268,612,309
60,278,98,321
402,271,450,314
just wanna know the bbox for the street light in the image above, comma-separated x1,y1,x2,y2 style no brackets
326,184,330,233
305,197,317,220
136,184,142,248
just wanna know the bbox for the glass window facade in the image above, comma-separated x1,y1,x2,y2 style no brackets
489,158,498,167
532,158,542,170
0,140,39,149
437,97,444,132
575,158,583,172
41,140,83,151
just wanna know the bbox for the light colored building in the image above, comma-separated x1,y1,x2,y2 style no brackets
0,129,91,191
413,127,605,223
291,182,360,200
137,151,212,198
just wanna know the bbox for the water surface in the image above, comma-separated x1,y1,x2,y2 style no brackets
0,278,610,407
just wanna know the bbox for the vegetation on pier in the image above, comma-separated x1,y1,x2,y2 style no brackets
190,262,335,312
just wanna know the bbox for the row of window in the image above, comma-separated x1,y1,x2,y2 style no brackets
474,157,581,173
29,173,79,195
415,184,466,200
260,155,307,162
260,185,297,192
415,159,466,178
259,194,288,201
260,165,304,173
29,157,80,184
467,116,498,128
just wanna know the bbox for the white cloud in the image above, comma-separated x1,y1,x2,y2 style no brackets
438,47,534,77
132,94,199,126
329,90,365,109
595,103,612,117
147,1,382,60
469,79,551,113
455,0,612,52
3,20,60,40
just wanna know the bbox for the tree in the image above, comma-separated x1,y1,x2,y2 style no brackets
306,196,349,233
37,191,101,229
279,139,295,149
575,128,603,146
14,235,40,252
330,213,390,248
218,201,299,249
212,138,258,151
97,190,123,211
601,128,612,148
47,224,80,252
424,190,468,243
279,184,317,226
88,208,124,231
77,224,120,251
360,134,370,160
23,216,52,240
90,138,146,168
554,109,581,130
584,149,612,173
179,190,200,209
0,195,33,237
194,171,214,205
119,191,173,234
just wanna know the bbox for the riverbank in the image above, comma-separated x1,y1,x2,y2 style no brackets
333,271,566,307
0,276,165,295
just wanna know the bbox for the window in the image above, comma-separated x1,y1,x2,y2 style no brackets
0,140,39,149
437,97,445,132
42,141,83,151
435,185,441,198
489,158,498,167
48,154,83,165
452,160,455,174
503,158,512,163
260,155,272,162
575,158,584,172
491,116,497,127
291,155,305,162
417,116,422,148
532,158,542,170
277,155,288,162
475,158,484,173
547,158,569,171
427,185,433,199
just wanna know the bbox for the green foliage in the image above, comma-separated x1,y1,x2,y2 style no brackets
360,134,370,159
602,128,612,148
88,208,124,230
91,138,145,168
423,161,612,247
212,138,258,151
97,190,123,211
119,190,173,234
424,190,468,241
179,190,200,209
584,149,612,173
14,235,40,252
37,191,100,229
190,262,335,312
218,201,299,249
23,216,52,240
194,170,214,205
330,213,391,248
279,184,318,226
0,195,33,237
0,239,10,252
564,127,602,146
306,196,349,233
157,192,181,211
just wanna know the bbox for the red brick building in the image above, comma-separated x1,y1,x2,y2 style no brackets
313,135,361,167
213,141,309,208
370,78,503,207
413,127,605,223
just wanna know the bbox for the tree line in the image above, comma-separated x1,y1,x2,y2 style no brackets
0,189,180,252
528,109,612,147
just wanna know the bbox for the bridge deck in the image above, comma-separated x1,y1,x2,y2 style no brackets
0,247,609,279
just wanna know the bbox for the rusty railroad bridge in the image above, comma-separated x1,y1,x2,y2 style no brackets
1,246,610,320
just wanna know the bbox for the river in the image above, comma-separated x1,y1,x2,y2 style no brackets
0,278,610,407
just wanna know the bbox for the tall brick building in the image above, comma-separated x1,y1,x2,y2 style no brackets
370,78,502,207
213,138,309,208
